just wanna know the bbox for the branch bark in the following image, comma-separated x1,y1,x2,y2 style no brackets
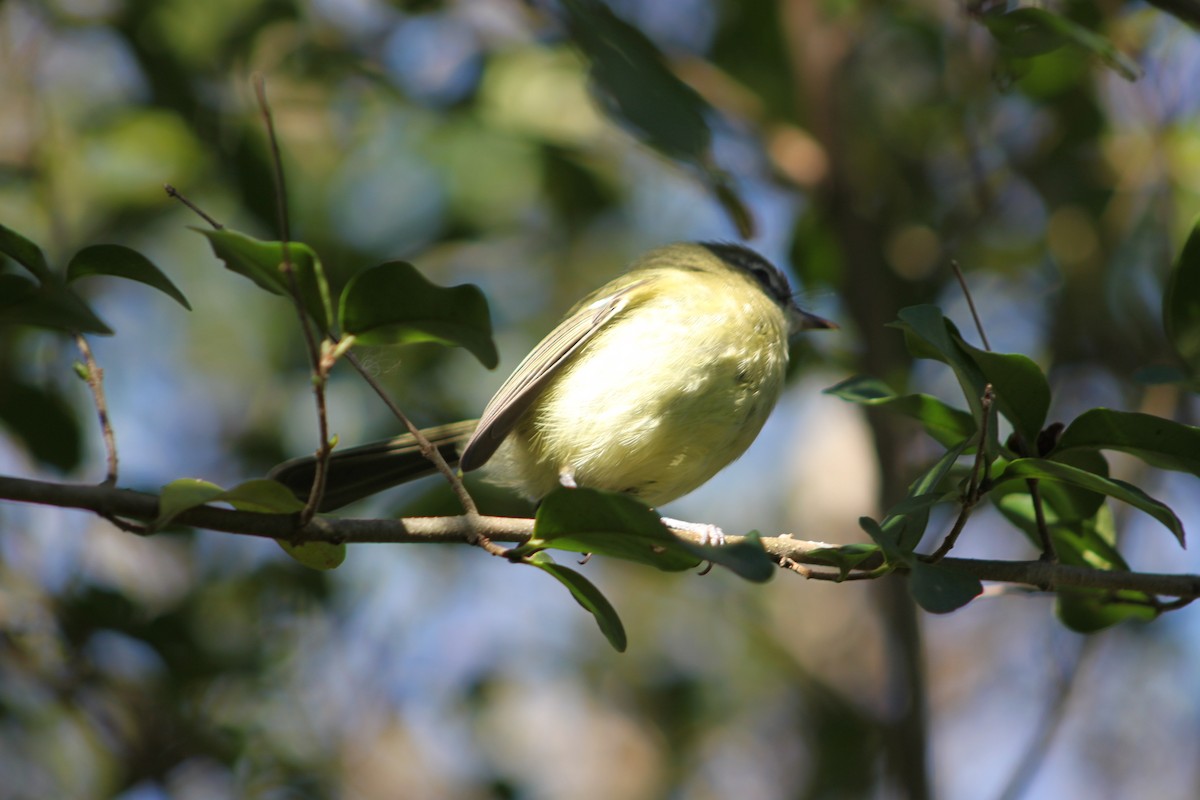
4,474,1199,600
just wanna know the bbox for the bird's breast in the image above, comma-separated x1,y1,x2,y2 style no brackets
490,278,791,506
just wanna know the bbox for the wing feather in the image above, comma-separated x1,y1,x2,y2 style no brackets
458,279,648,471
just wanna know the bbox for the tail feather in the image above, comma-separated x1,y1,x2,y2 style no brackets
268,419,478,511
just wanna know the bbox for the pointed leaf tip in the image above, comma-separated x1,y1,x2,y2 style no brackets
339,260,498,369
67,244,191,310
527,555,627,652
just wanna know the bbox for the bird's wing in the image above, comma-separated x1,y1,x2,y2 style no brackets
458,279,649,471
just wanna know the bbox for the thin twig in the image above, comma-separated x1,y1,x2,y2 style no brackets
252,74,332,525
164,184,223,229
927,384,995,562
951,260,990,351
1150,595,1196,611
968,385,994,499
343,352,499,550
252,75,293,249
1028,478,1057,563
779,557,812,577
779,558,881,581
926,511,972,565
1094,590,1195,613
73,334,118,485
102,515,152,535
951,263,1056,563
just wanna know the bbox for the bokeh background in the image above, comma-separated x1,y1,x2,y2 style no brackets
3,1,1200,798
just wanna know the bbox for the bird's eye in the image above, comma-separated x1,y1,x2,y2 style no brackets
699,241,794,305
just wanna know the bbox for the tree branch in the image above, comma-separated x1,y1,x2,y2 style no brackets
4,474,1200,600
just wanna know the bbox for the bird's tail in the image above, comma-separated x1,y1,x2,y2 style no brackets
268,419,479,511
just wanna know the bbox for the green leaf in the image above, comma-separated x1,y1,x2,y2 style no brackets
0,225,114,334
885,490,956,542
983,8,1069,57
0,379,83,470
522,487,699,571
959,343,1050,448
558,0,753,235
158,477,344,569
526,553,627,652
220,479,308,514
1056,588,1157,633
223,480,343,570
0,273,113,335
908,560,983,614
825,375,977,447
1054,409,1200,478
996,458,1185,546
159,477,308,521
1165,213,1200,377
0,222,53,281
276,539,347,571
1033,448,1110,524
891,306,988,420
523,487,774,581
992,483,1125,570
193,228,333,333
892,491,957,519
67,244,191,310
220,480,347,571
339,260,498,369
156,478,226,528
890,306,1051,448
0,274,36,307
562,0,710,163
679,531,775,584
982,7,1140,81
992,487,1156,631
883,438,972,553
859,516,905,564
913,439,975,493
1050,506,1158,633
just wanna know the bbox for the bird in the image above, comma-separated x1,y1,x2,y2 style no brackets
270,242,835,527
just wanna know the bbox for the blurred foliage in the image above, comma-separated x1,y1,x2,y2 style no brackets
4,1,1200,799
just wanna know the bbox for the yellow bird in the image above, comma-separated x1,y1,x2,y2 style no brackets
271,242,834,520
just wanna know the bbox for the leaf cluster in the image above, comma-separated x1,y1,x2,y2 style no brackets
823,217,1200,629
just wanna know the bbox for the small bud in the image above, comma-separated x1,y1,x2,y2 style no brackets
1036,422,1065,456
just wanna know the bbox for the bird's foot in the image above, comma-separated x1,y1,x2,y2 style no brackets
661,517,726,547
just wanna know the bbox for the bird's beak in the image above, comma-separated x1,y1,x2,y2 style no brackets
791,308,838,332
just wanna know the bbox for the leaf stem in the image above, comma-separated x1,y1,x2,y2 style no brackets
73,333,118,485
164,184,223,230
927,384,994,562
1027,477,1057,563
951,259,990,351
252,74,332,525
